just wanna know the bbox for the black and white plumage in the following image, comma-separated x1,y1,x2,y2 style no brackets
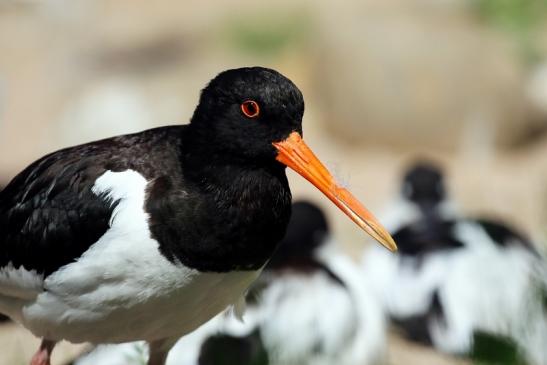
0,67,395,365
72,201,387,365
363,161,547,365
0,184,7,324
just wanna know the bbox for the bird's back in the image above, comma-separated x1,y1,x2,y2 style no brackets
0,126,185,276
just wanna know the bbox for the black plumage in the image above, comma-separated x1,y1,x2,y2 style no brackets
401,162,446,219
0,139,121,276
264,201,344,286
471,217,537,252
198,329,268,365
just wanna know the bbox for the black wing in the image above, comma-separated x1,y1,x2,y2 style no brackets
391,291,445,346
471,218,537,254
0,144,120,276
392,219,464,256
0,126,184,276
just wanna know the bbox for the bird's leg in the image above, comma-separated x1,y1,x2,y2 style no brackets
148,339,172,365
30,339,56,365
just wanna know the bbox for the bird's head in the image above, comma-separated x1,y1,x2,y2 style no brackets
402,162,446,211
190,67,396,252
266,201,330,270
191,67,303,161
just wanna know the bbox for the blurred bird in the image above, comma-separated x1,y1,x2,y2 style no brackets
379,162,457,235
72,201,387,365
0,67,395,365
363,161,547,365
198,329,267,365
0,184,7,324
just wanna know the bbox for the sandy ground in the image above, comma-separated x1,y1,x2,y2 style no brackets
0,322,88,365
0,322,470,365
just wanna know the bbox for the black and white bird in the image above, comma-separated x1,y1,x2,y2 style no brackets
363,161,547,365
0,67,396,365
73,201,387,365
0,184,7,324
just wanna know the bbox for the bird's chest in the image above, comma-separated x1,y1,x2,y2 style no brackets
148,171,292,272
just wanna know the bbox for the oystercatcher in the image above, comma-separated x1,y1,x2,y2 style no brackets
363,161,547,364
73,201,386,365
0,67,396,365
379,161,458,234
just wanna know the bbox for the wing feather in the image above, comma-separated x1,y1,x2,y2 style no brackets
0,146,119,276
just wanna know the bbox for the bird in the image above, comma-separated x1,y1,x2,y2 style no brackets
363,161,547,364
0,67,396,365
72,200,387,365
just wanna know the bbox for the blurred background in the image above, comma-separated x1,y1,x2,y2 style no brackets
0,0,546,364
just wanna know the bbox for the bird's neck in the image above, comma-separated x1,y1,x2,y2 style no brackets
163,126,292,272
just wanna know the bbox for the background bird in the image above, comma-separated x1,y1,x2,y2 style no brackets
72,200,387,365
0,67,395,365
363,161,547,365
0,184,7,324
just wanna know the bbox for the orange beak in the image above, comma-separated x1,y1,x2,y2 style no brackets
273,131,397,251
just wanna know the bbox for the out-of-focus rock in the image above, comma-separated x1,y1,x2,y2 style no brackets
313,1,534,153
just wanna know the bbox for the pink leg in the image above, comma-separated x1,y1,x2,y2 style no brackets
30,339,56,365
148,339,175,365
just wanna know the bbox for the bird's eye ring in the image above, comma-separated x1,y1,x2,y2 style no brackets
241,100,260,118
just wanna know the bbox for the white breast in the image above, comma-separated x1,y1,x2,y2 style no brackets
9,170,260,343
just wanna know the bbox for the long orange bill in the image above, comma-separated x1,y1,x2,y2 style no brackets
273,131,397,251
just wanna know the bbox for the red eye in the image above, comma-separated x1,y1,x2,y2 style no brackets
241,100,260,118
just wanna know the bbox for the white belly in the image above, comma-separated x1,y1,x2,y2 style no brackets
22,261,259,343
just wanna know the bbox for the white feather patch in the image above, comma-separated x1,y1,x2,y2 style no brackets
0,263,43,300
